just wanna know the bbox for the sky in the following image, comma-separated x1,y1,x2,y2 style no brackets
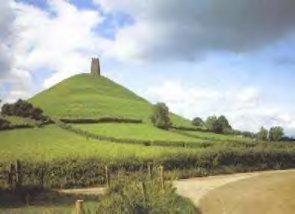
0,0,295,136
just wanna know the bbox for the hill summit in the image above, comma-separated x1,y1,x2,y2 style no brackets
30,59,191,125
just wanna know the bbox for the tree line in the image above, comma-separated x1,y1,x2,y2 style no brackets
150,102,287,142
0,99,50,130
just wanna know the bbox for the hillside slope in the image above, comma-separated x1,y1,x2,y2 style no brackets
30,74,191,125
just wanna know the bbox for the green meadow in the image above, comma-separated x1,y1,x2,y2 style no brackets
0,125,197,163
73,123,205,142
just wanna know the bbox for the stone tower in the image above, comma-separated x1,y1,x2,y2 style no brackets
91,57,100,76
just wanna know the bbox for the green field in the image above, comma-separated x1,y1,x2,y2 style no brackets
0,116,38,126
73,123,206,143
175,130,255,143
0,125,197,162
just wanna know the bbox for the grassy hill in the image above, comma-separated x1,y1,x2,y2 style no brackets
30,74,191,126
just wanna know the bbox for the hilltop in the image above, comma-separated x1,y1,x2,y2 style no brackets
30,73,192,126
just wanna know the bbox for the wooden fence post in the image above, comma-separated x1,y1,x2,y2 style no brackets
105,166,110,187
40,168,44,189
75,200,84,214
8,163,15,192
15,160,22,190
147,162,152,178
141,181,147,206
159,165,164,193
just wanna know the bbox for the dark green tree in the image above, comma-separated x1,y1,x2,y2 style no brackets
206,115,232,133
150,103,172,130
192,117,204,127
257,126,268,141
269,126,284,141
217,115,232,133
205,116,219,132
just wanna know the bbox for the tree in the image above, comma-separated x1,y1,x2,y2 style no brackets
192,117,204,127
150,103,172,130
1,99,47,121
257,127,268,141
269,126,284,141
205,116,220,132
206,115,232,133
217,115,232,133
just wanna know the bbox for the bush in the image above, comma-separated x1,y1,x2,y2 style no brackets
0,118,10,130
1,99,49,122
192,117,204,127
97,173,198,214
269,126,284,141
205,115,232,133
0,143,294,189
257,127,268,141
150,103,172,130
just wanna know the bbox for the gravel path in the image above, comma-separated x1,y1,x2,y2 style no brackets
173,170,291,206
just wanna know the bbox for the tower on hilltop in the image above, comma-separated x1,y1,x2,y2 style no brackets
91,57,100,76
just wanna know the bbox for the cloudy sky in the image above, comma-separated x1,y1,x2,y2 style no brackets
1,0,295,135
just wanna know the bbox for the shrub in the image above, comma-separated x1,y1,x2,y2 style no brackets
97,173,198,214
192,117,204,127
269,126,284,141
0,118,10,130
205,115,232,133
1,99,49,122
257,127,268,141
150,103,172,130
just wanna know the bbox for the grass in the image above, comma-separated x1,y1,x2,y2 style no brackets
200,170,295,214
0,116,38,126
175,129,255,143
30,74,192,127
0,125,197,163
73,123,206,143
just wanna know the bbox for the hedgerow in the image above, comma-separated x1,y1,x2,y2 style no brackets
0,144,294,189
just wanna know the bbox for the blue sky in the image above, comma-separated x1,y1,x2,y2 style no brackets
1,0,295,135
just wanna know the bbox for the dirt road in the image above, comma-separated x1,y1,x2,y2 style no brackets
173,170,294,207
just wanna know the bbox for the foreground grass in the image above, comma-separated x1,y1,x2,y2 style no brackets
73,123,205,143
200,170,295,214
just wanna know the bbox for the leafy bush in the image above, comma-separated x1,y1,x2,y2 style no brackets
257,127,268,141
192,117,205,127
97,173,198,214
1,99,49,122
0,118,10,130
0,142,294,189
205,115,232,133
150,103,172,130
269,126,284,141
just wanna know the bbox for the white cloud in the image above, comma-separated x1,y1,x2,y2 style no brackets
0,0,112,103
145,80,295,135
95,0,295,62
0,0,14,78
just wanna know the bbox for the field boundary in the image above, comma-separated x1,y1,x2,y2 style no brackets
59,117,142,124
57,122,213,148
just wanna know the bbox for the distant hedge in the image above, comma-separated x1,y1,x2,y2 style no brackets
171,125,209,132
60,117,142,124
